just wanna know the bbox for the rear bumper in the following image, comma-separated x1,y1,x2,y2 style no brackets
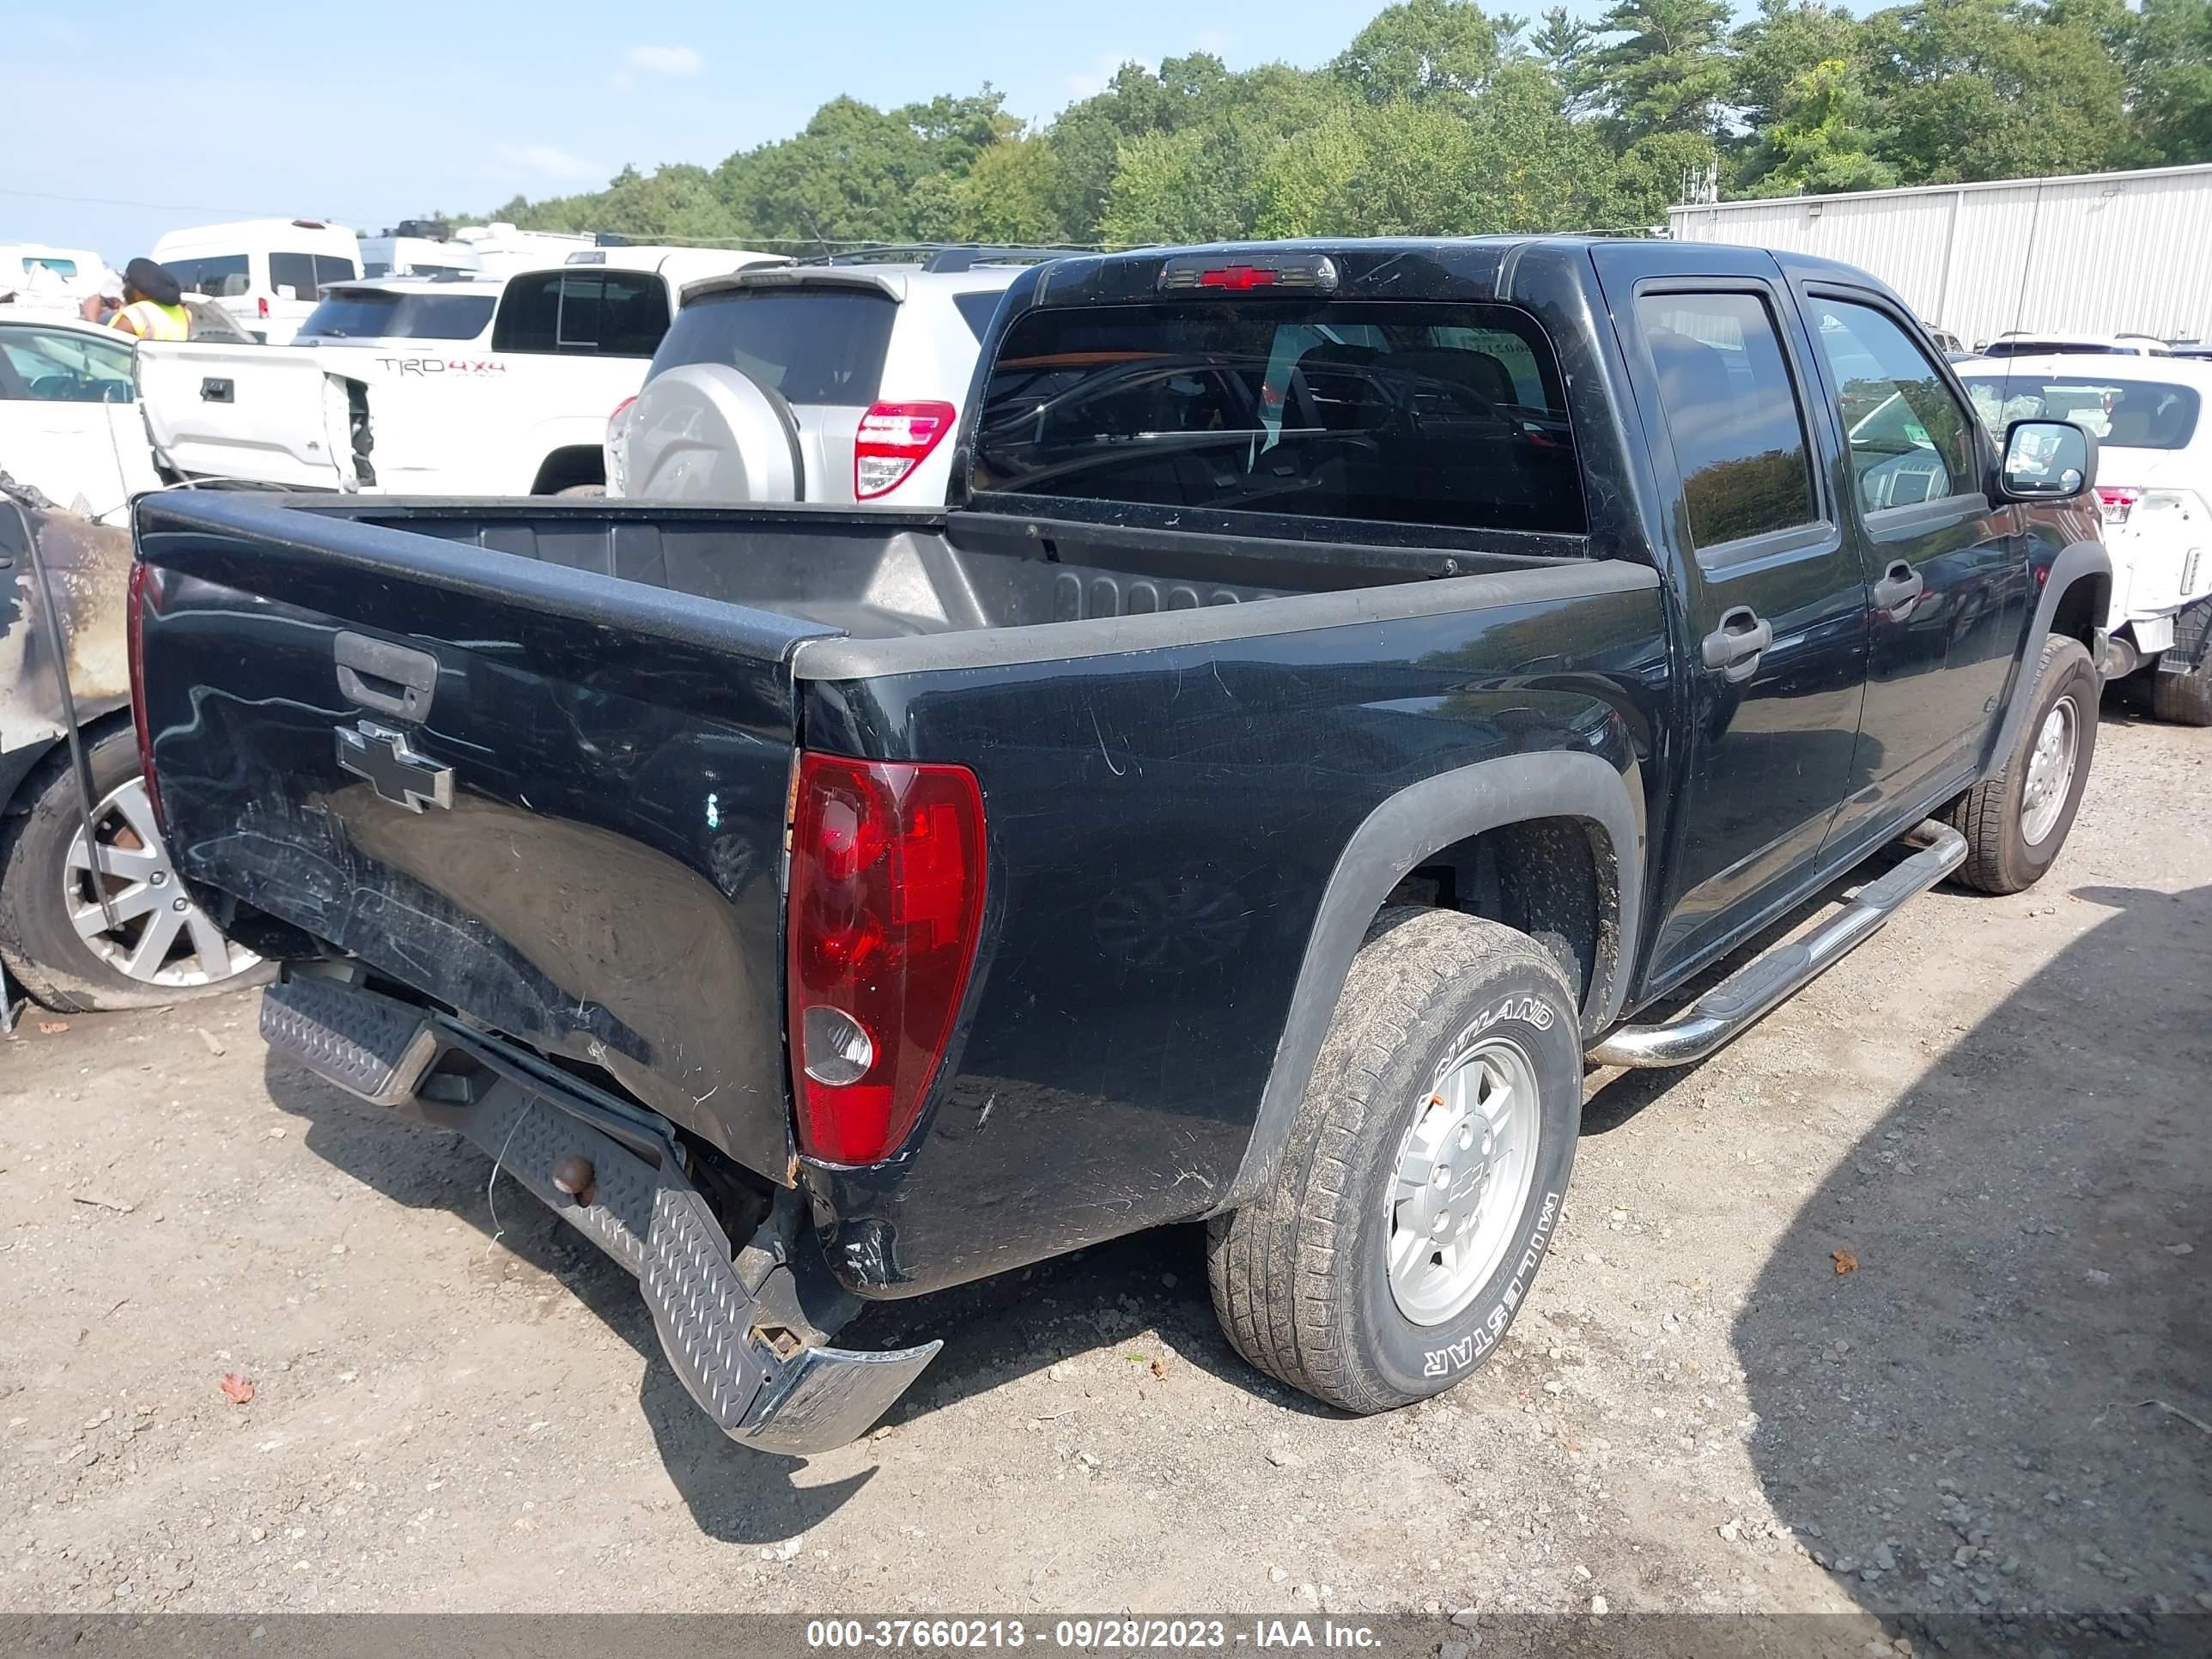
260,974,938,1453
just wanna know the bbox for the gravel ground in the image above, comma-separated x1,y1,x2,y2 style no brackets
2,696,2207,1647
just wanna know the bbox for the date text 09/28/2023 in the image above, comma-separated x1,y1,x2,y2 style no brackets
804,1620,1384,1650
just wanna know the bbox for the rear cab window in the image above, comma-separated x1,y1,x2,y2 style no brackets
493,270,672,356
970,300,1583,538
650,286,898,405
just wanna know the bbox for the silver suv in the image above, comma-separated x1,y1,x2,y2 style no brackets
605,247,1057,507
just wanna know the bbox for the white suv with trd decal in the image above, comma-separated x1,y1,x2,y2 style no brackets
132,246,786,496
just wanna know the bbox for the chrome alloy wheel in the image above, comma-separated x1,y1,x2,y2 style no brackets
2021,693,2081,848
64,777,258,988
1387,1036,1541,1326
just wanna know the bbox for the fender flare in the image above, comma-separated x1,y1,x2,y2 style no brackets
1210,750,1645,1214
1987,540,2111,772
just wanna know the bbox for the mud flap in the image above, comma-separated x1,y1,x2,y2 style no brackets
258,975,939,1453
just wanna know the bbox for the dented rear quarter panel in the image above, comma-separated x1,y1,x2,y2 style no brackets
1,500,135,807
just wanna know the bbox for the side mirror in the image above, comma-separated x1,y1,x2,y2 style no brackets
1999,418,2096,503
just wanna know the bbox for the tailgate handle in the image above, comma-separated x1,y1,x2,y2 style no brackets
200,378,234,403
334,630,438,721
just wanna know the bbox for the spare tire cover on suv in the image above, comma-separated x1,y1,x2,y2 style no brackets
623,363,804,504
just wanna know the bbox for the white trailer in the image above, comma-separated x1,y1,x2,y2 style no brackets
1668,162,2212,349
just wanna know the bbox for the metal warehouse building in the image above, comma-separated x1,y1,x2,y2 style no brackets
1668,162,2212,349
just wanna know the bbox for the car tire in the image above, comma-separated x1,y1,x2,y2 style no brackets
2148,602,2212,726
1945,634,2099,896
0,729,264,1012
1206,908,1581,1415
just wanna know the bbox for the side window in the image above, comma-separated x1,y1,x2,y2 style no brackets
161,255,249,298
269,252,319,297
1635,291,1818,551
0,327,136,402
1808,299,1977,513
313,253,359,288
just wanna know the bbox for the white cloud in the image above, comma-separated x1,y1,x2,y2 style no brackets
490,143,605,185
624,45,704,79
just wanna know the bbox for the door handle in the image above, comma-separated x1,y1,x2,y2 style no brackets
1701,606,1774,682
1871,561,1924,615
199,378,234,404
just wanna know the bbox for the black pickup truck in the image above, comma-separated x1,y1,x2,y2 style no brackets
130,237,2111,1453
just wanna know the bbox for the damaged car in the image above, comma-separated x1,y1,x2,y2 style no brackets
2,476,263,1010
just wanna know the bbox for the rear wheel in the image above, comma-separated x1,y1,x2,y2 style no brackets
1207,908,1581,1414
2148,601,2212,726
1945,634,2098,895
0,729,264,1012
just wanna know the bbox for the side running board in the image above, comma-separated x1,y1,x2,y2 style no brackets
1589,818,1966,1070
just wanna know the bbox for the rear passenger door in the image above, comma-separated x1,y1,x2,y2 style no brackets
1606,270,1871,986
1791,286,2027,854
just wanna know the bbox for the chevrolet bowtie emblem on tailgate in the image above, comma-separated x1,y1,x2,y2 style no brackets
336,721,454,812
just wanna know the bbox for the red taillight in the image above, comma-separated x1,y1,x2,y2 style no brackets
258,295,270,319
786,753,986,1164
609,394,636,428
1197,264,1279,290
2096,486,2141,524
854,400,957,501
126,560,169,836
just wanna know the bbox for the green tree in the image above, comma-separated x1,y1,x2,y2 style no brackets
1330,0,1505,104
1579,0,1735,142
1731,0,1866,136
2128,0,2212,164
1530,6,1598,108
1251,63,1615,238
1860,0,2129,184
1744,59,1900,196
951,136,1069,243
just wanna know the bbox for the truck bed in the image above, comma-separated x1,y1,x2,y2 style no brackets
131,490,1650,1206
304,496,1591,646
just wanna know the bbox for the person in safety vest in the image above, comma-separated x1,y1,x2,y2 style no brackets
106,258,189,341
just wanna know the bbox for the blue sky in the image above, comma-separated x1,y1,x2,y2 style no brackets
5,2,1613,264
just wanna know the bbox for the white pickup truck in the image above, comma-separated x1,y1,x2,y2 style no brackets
134,246,784,497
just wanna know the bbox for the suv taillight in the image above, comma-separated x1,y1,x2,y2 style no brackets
258,295,270,319
126,560,169,836
854,400,957,501
786,752,986,1165
2097,486,2141,524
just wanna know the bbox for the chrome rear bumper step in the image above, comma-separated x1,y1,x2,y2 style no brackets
1589,818,1966,1070
259,972,937,1453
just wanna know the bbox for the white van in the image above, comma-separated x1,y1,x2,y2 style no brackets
358,222,483,280
151,219,359,345
449,222,602,279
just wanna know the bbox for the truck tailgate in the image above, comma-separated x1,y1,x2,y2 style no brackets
135,343,352,488
131,492,833,1178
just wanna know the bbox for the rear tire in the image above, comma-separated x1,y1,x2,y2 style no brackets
1207,908,1581,1415
2148,601,2212,726
0,729,264,1012
1945,634,2098,895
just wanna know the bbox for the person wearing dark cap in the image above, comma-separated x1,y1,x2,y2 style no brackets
107,258,190,341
